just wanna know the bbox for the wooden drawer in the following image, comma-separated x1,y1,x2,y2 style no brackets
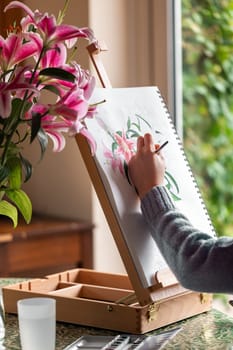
0,214,93,277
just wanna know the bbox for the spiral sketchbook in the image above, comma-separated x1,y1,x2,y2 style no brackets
83,86,215,289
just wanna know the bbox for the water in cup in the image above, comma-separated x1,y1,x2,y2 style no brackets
17,297,56,350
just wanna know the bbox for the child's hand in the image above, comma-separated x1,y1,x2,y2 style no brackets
128,133,166,199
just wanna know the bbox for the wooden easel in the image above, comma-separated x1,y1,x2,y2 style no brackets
75,41,189,305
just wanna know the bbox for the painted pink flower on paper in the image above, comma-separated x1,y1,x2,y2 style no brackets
103,131,135,175
103,146,124,175
114,132,135,162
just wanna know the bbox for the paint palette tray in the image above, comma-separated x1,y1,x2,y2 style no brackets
63,327,182,349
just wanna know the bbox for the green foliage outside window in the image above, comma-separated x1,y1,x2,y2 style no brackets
182,0,233,237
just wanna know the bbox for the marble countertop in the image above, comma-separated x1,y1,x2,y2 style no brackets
1,279,233,349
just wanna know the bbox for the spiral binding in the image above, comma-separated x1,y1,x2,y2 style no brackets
155,86,216,237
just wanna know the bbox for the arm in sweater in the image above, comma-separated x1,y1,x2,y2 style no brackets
141,185,233,294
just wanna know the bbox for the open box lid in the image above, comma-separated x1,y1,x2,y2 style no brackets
75,43,215,306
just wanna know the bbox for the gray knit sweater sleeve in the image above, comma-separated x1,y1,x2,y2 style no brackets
141,186,233,293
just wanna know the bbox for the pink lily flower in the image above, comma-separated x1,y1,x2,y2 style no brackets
27,86,88,148
40,115,71,152
40,43,67,68
46,130,66,152
85,105,98,119
0,67,39,118
43,121,96,154
24,43,68,88
29,104,96,154
4,1,95,48
28,88,88,123
26,42,95,102
20,35,72,88
51,88,88,121
28,105,70,152
70,62,96,100
46,62,96,98
0,33,39,71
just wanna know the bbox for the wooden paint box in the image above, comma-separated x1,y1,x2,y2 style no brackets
2,267,212,334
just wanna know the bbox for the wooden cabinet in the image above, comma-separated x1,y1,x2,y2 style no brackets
0,214,93,277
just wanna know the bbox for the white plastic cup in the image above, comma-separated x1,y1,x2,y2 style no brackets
17,297,56,350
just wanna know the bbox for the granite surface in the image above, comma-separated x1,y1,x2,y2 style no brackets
1,279,233,349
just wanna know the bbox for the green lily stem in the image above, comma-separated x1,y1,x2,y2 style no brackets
1,124,20,166
57,0,71,24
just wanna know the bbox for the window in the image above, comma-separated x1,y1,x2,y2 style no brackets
182,0,233,236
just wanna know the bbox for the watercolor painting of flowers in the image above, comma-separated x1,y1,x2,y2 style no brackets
0,0,97,226
100,114,181,201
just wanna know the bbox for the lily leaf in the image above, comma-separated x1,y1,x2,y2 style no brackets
6,189,32,224
9,98,32,124
37,128,49,160
7,157,22,189
42,84,61,96
8,98,23,123
30,112,42,143
19,154,33,182
0,164,9,183
0,200,18,227
39,67,76,82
